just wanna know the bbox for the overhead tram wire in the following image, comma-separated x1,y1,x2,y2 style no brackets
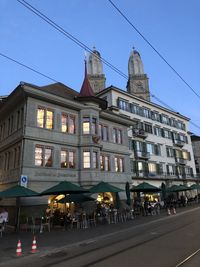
108,0,200,101
0,52,58,83
12,0,200,132
16,0,178,110
16,0,127,80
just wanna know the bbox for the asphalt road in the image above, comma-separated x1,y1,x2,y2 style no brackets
3,207,200,267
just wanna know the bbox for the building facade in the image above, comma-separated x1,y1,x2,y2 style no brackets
0,72,134,207
191,135,200,176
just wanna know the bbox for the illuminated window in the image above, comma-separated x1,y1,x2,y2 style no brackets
61,150,75,168
35,146,53,167
61,114,75,134
114,157,124,172
37,107,53,130
83,118,90,134
83,151,90,168
100,155,110,171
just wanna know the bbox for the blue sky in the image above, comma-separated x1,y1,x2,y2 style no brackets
0,0,200,134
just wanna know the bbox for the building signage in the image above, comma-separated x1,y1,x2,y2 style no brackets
20,175,28,188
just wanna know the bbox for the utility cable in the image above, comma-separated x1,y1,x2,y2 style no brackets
4,0,200,132
108,0,200,100
16,0,177,111
0,52,58,83
17,0,128,79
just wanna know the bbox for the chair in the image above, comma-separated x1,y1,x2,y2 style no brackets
87,212,96,227
40,217,51,233
26,217,35,233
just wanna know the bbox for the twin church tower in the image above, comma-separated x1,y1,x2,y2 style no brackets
87,47,150,101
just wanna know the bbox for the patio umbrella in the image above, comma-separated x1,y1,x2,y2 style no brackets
40,181,88,195
125,182,131,206
89,181,123,193
131,182,161,193
167,184,191,192
190,184,200,190
0,185,39,231
0,185,38,198
57,193,95,204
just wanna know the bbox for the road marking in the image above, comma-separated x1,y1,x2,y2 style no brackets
175,248,200,267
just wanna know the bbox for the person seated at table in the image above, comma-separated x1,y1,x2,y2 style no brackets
0,208,8,224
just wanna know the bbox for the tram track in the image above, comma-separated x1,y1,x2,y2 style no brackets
41,219,196,267
175,248,200,267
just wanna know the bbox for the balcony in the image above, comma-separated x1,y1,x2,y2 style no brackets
135,151,150,160
132,129,148,139
176,158,186,165
174,139,185,147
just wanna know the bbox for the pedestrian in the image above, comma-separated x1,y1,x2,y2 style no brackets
0,208,8,223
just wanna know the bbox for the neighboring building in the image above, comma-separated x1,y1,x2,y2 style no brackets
191,134,200,176
95,47,196,189
0,64,134,209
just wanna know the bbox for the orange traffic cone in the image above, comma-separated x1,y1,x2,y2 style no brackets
16,240,22,257
31,236,38,253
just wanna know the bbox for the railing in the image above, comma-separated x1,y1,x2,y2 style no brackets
174,139,185,147
135,151,150,159
176,158,186,165
132,172,195,180
132,129,148,139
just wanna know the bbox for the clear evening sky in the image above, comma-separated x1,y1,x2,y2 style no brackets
0,0,199,134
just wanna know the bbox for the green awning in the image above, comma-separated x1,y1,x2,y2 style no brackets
90,181,123,193
0,185,39,198
131,182,161,193
40,181,88,195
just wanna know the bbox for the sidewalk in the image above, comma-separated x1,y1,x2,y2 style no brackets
0,204,199,266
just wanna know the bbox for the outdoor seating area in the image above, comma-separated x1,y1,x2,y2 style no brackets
0,181,200,235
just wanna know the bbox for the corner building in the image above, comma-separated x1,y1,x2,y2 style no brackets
0,67,134,208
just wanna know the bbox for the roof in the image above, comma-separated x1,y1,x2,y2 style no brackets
78,61,95,97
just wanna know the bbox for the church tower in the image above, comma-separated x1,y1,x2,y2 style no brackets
87,47,106,94
127,48,150,101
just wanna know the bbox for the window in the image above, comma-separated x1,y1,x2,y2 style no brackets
83,151,90,168
113,128,122,144
61,150,75,168
167,164,176,175
83,118,90,134
161,115,170,125
114,157,124,172
163,129,172,139
93,151,98,169
35,146,53,167
103,126,109,141
154,127,162,137
152,112,160,122
148,163,157,175
61,114,75,134
37,107,53,130
182,151,190,161
100,155,110,171
147,143,161,156
130,103,140,115
143,108,151,118
166,147,174,157
91,118,97,135
144,123,153,134
118,99,130,111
